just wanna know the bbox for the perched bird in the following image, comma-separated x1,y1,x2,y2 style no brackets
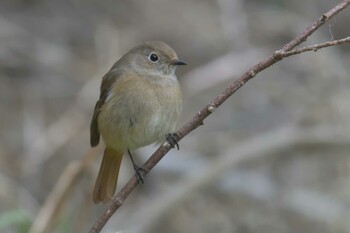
90,41,186,204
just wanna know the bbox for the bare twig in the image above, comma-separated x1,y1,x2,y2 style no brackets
88,1,350,232
281,1,350,51
275,36,350,57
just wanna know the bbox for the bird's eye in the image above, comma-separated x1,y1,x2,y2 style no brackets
149,53,159,62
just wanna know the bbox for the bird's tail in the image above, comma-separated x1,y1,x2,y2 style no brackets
93,147,123,204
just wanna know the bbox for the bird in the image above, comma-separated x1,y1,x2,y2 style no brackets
90,41,186,204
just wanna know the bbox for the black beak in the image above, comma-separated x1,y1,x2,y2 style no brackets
171,59,187,66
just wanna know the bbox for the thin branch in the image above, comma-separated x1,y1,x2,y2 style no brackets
88,1,350,232
276,36,350,57
281,0,350,51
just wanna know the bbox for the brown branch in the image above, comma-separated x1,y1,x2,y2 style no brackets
88,1,350,232
275,36,350,57
281,0,350,51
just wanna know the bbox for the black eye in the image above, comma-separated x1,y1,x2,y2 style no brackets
149,53,158,62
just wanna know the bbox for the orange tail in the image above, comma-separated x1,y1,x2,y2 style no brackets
93,147,123,204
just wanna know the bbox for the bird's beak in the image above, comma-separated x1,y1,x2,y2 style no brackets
171,59,187,66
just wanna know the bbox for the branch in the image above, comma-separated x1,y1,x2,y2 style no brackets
276,36,350,57
89,1,350,232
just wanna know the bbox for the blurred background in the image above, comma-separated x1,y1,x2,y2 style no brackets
1,0,350,232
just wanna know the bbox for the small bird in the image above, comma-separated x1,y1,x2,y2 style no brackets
90,41,186,204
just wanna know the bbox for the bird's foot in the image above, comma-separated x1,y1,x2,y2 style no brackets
166,133,180,150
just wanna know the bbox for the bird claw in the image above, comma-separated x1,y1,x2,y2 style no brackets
133,165,145,184
166,133,180,150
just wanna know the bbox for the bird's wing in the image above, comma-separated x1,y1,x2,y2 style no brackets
90,68,124,147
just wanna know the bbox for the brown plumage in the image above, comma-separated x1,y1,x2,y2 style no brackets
90,41,185,203
92,147,122,203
